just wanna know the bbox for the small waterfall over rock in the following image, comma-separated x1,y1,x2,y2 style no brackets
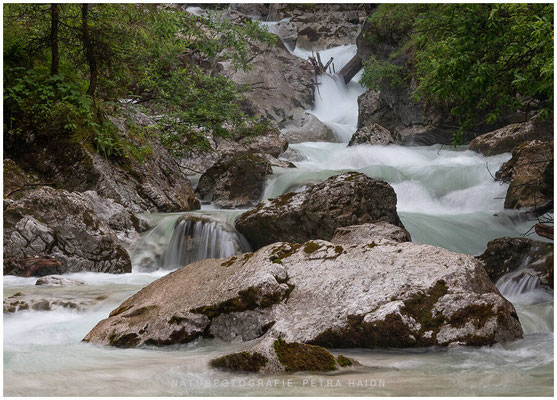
132,212,251,271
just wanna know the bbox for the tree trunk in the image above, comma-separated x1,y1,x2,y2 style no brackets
535,223,554,240
50,3,59,76
81,4,97,97
339,55,363,85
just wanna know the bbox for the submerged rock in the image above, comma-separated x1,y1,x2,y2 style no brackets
469,118,553,156
235,172,403,250
4,186,132,275
83,239,523,373
477,237,553,289
348,123,394,146
331,222,411,245
35,276,88,286
196,153,272,208
4,291,98,313
496,140,553,210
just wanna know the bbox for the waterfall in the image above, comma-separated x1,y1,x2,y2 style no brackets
131,212,251,272
162,217,251,270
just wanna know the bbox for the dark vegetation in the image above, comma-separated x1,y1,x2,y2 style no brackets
361,4,553,144
4,4,275,160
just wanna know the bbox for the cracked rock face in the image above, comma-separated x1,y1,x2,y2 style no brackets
4,186,132,275
348,123,395,146
83,239,523,373
235,172,404,250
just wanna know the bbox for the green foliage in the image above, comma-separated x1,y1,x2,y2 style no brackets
362,4,554,144
4,4,275,159
360,55,404,90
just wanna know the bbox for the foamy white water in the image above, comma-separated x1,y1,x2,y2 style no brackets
4,39,553,397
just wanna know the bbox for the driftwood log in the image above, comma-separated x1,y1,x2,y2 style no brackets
338,54,363,84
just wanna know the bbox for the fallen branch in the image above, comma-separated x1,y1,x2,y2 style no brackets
535,223,554,240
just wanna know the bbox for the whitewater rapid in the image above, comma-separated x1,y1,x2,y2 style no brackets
3,36,553,396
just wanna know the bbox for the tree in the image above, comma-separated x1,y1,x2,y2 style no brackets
361,4,554,143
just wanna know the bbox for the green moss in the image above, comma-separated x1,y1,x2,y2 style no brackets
334,245,344,255
401,280,448,331
191,285,286,319
303,241,320,254
448,304,496,329
336,354,353,367
274,338,336,372
210,352,268,373
221,256,237,267
270,191,297,208
270,243,302,264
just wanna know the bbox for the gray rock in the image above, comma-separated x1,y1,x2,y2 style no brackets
469,118,554,156
279,112,336,143
235,172,404,250
4,187,132,275
35,276,88,286
477,237,553,289
348,123,394,146
496,140,553,210
280,147,308,162
331,222,411,245
196,153,273,208
83,240,523,373
216,40,314,122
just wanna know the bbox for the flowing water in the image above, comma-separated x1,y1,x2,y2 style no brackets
4,37,553,396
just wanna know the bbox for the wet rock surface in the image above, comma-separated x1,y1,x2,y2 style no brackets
196,153,273,209
4,291,97,313
469,118,554,156
83,239,523,373
477,237,553,289
496,140,553,210
4,186,132,275
348,123,394,146
235,172,404,250
35,276,88,286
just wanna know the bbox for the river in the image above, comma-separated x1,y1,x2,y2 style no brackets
3,39,553,397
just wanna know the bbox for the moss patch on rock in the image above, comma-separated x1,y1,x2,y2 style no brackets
336,354,354,367
269,243,302,264
303,241,320,254
274,338,336,372
210,351,268,373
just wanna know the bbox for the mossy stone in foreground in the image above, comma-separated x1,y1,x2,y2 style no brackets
210,351,268,373
336,354,353,367
274,338,336,372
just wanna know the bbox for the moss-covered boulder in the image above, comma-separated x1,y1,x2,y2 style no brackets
235,172,404,250
196,152,272,208
83,237,523,373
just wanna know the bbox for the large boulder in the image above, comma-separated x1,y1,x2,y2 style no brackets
235,172,403,249
469,118,554,156
496,140,553,210
477,237,553,289
83,239,523,373
3,186,132,275
348,123,394,146
195,153,272,208
279,112,336,143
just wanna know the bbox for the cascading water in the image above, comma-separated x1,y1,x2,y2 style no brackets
4,17,553,397
132,211,250,272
